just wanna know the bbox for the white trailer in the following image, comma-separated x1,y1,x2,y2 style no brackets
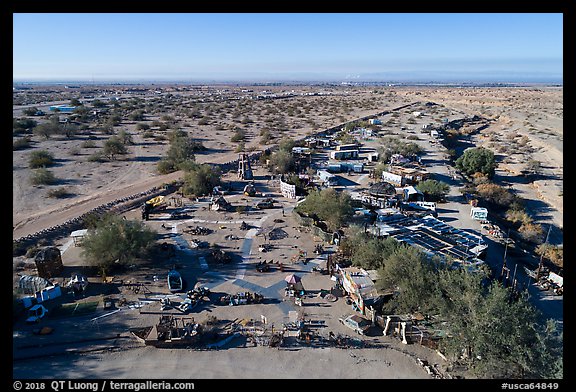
317,170,338,186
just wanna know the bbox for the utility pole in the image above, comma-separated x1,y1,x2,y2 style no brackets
500,229,510,285
536,225,552,281
511,263,518,292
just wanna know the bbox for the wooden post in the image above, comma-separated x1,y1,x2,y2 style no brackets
536,225,552,281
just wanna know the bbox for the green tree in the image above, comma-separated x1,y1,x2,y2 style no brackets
73,105,90,122
165,136,198,167
518,222,545,244
377,245,442,314
455,147,497,178
81,215,157,275
278,137,296,152
337,131,357,145
22,107,39,116
33,122,59,139
117,129,133,145
167,129,187,143
340,226,401,269
416,179,450,201
377,136,423,163
259,129,272,144
60,121,79,138
92,99,107,108
267,150,295,174
296,188,353,232
157,159,177,174
235,141,246,153
535,244,563,269
13,136,32,150
129,110,145,121
103,136,128,160
230,129,246,143
181,164,222,197
437,272,562,379
109,114,122,126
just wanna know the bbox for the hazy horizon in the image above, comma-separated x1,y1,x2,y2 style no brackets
13,13,563,84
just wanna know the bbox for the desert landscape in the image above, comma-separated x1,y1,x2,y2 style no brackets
12,83,563,380
396,86,563,235
13,85,563,240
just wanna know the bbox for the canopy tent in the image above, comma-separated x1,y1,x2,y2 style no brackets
284,274,301,284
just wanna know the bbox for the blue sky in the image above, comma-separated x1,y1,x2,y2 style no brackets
13,13,563,82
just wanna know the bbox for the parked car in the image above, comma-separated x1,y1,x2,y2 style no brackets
338,314,371,335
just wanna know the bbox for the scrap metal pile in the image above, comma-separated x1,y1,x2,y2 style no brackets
210,249,233,264
160,287,211,313
219,291,264,306
256,260,272,272
184,226,212,235
130,315,201,348
231,318,284,347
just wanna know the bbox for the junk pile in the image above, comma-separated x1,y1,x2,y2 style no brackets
258,243,272,252
243,182,256,197
189,239,208,249
210,196,231,211
256,260,272,272
481,222,505,239
184,226,212,235
67,273,89,295
130,315,200,348
256,198,275,209
160,287,210,313
536,271,563,295
232,318,284,347
18,275,53,294
281,317,330,347
131,315,242,349
417,357,444,379
311,266,328,274
210,249,232,264
219,291,264,306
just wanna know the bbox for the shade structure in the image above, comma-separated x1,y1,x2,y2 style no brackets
284,274,302,284
368,181,396,198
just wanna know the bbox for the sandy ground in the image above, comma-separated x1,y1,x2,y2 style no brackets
14,345,430,379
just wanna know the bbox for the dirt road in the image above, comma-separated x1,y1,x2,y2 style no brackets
13,170,184,239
